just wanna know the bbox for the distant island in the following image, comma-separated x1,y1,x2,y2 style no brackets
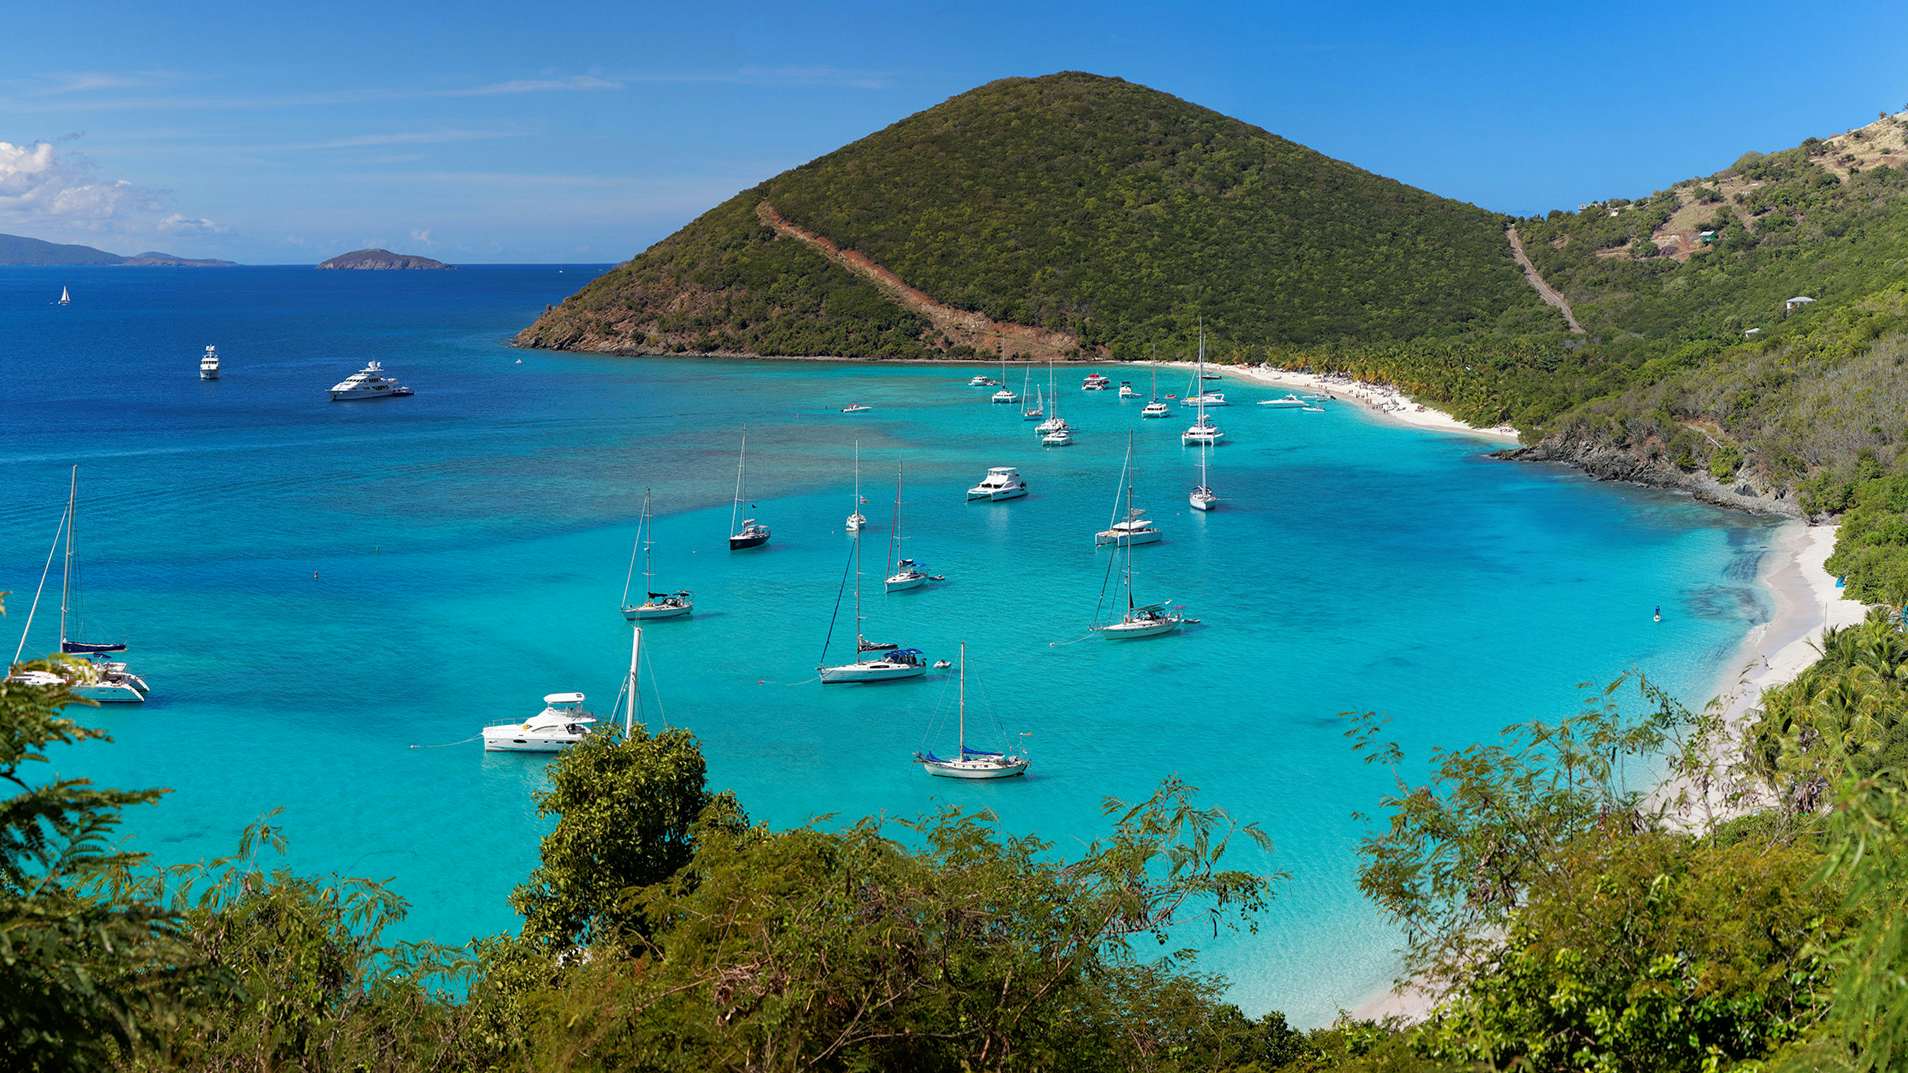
0,232,234,267
317,248,451,270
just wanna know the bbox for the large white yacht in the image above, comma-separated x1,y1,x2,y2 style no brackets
199,345,221,380
329,361,414,401
482,692,597,752
966,466,1028,501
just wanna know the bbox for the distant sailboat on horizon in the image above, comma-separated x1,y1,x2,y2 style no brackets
56,286,71,306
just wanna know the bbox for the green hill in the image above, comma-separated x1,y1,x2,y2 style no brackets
517,72,1560,365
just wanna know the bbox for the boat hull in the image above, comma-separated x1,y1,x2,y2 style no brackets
73,680,147,703
966,487,1028,501
729,533,770,550
330,387,414,402
1189,493,1217,512
1094,618,1182,640
623,602,693,621
819,661,927,683
921,759,1030,779
885,573,928,592
481,733,581,753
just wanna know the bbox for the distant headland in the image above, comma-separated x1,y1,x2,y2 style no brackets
0,232,235,267
318,248,451,270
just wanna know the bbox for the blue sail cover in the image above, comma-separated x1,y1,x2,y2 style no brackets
62,640,126,655
959,744,1004,758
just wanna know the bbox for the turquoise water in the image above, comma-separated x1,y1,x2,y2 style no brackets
0,267,1774,1024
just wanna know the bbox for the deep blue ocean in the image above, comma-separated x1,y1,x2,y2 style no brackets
0,266,1774,1024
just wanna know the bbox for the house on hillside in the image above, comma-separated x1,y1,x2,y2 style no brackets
1745,327,1763,337
1784,295,1817,315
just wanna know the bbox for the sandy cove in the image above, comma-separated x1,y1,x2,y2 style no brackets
1132,360,1521,442
1349,521,1866,1025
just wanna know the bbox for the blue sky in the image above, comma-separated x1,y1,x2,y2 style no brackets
2,0,1905,263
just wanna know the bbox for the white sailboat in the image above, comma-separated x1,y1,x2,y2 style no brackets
1035,362,1068,435
1141,365,1169,418
1022,384,1044,421
1091,458,1186,640
8,467,150,703
884,463,943,592
621,490,693,620
199,345,221,380
1181,327,1225,446
1190,441,1218,511
914,642,1030,779
57,286,71,306
819,517,926,683
990,354,1018,403
845,440,868,532
1096,435,1164,545
728,429,771,550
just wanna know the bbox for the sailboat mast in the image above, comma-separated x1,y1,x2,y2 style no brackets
642,491,655,591
957,641,966,754
729,431,746,534
1125,448,1138,611
888,464,903,576
59,466,75,646
625,626,642,735
852,509,863,648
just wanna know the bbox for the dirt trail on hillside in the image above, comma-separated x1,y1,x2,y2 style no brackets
756,201,1088,361
1507,226,1585,335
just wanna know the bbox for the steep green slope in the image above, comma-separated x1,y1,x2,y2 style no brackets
518,72,1559,363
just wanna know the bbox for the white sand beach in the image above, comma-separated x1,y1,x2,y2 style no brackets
1349,520,1867,1024
1211,363,1521,442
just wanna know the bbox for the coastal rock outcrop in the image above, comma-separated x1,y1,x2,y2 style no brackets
318,248,451,270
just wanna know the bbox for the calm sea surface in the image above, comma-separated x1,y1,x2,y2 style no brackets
0,266,1774,1024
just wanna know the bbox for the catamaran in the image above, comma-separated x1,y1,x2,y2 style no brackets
1096,435,1163,545
1091,458,1186,640
728,429,771,550
1141,365,1169,418
8,467,151,703
966,466,1028,501
199,345,221,380
621,490,693,620
329,361,413,401
845,440,868,532
1081,371,1109,391
914,642,1030,779
1041,426,1074,447
1181,327,1226,446
885,463,943,592
819,518,926,683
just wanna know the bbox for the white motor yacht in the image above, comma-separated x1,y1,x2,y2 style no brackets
915,643,1029,780
841,403,871,414
1180,390,1228,407
968,374,997,387
966,466,1028,501
482,692,597,752
1260,394,1306,408
329,361,413,401
199,345,221,380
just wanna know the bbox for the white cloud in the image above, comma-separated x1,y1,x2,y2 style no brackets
276,129,521,152
410,227,432,244
436,75,623,97
0,138,214,241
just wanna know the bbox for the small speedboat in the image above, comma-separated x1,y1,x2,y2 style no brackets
1141,400,1170,418
1117,381,1138,398
966,466,1028,501
1259,394,1306,408
841,403,871,414
482,692,596,752
329,361,413,401
1301,405,1326,413
968,375,998,387
199,345,221,381
1180,391,1227,407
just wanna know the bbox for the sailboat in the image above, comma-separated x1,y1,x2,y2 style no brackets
727,429,771,550
1181,327,1225,446
884,463,943,592
1190,441,1218,511
1096,435,1164,546
819,516,927,683
990,354,1018,404
1035,362,1068,435
914,642,1029,779
8,467,150,703
1141,363,1170,418
1022,383,1044,421
57,286,71,306
845,440,868,532
621,490,694,620
1091,457,1186,640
